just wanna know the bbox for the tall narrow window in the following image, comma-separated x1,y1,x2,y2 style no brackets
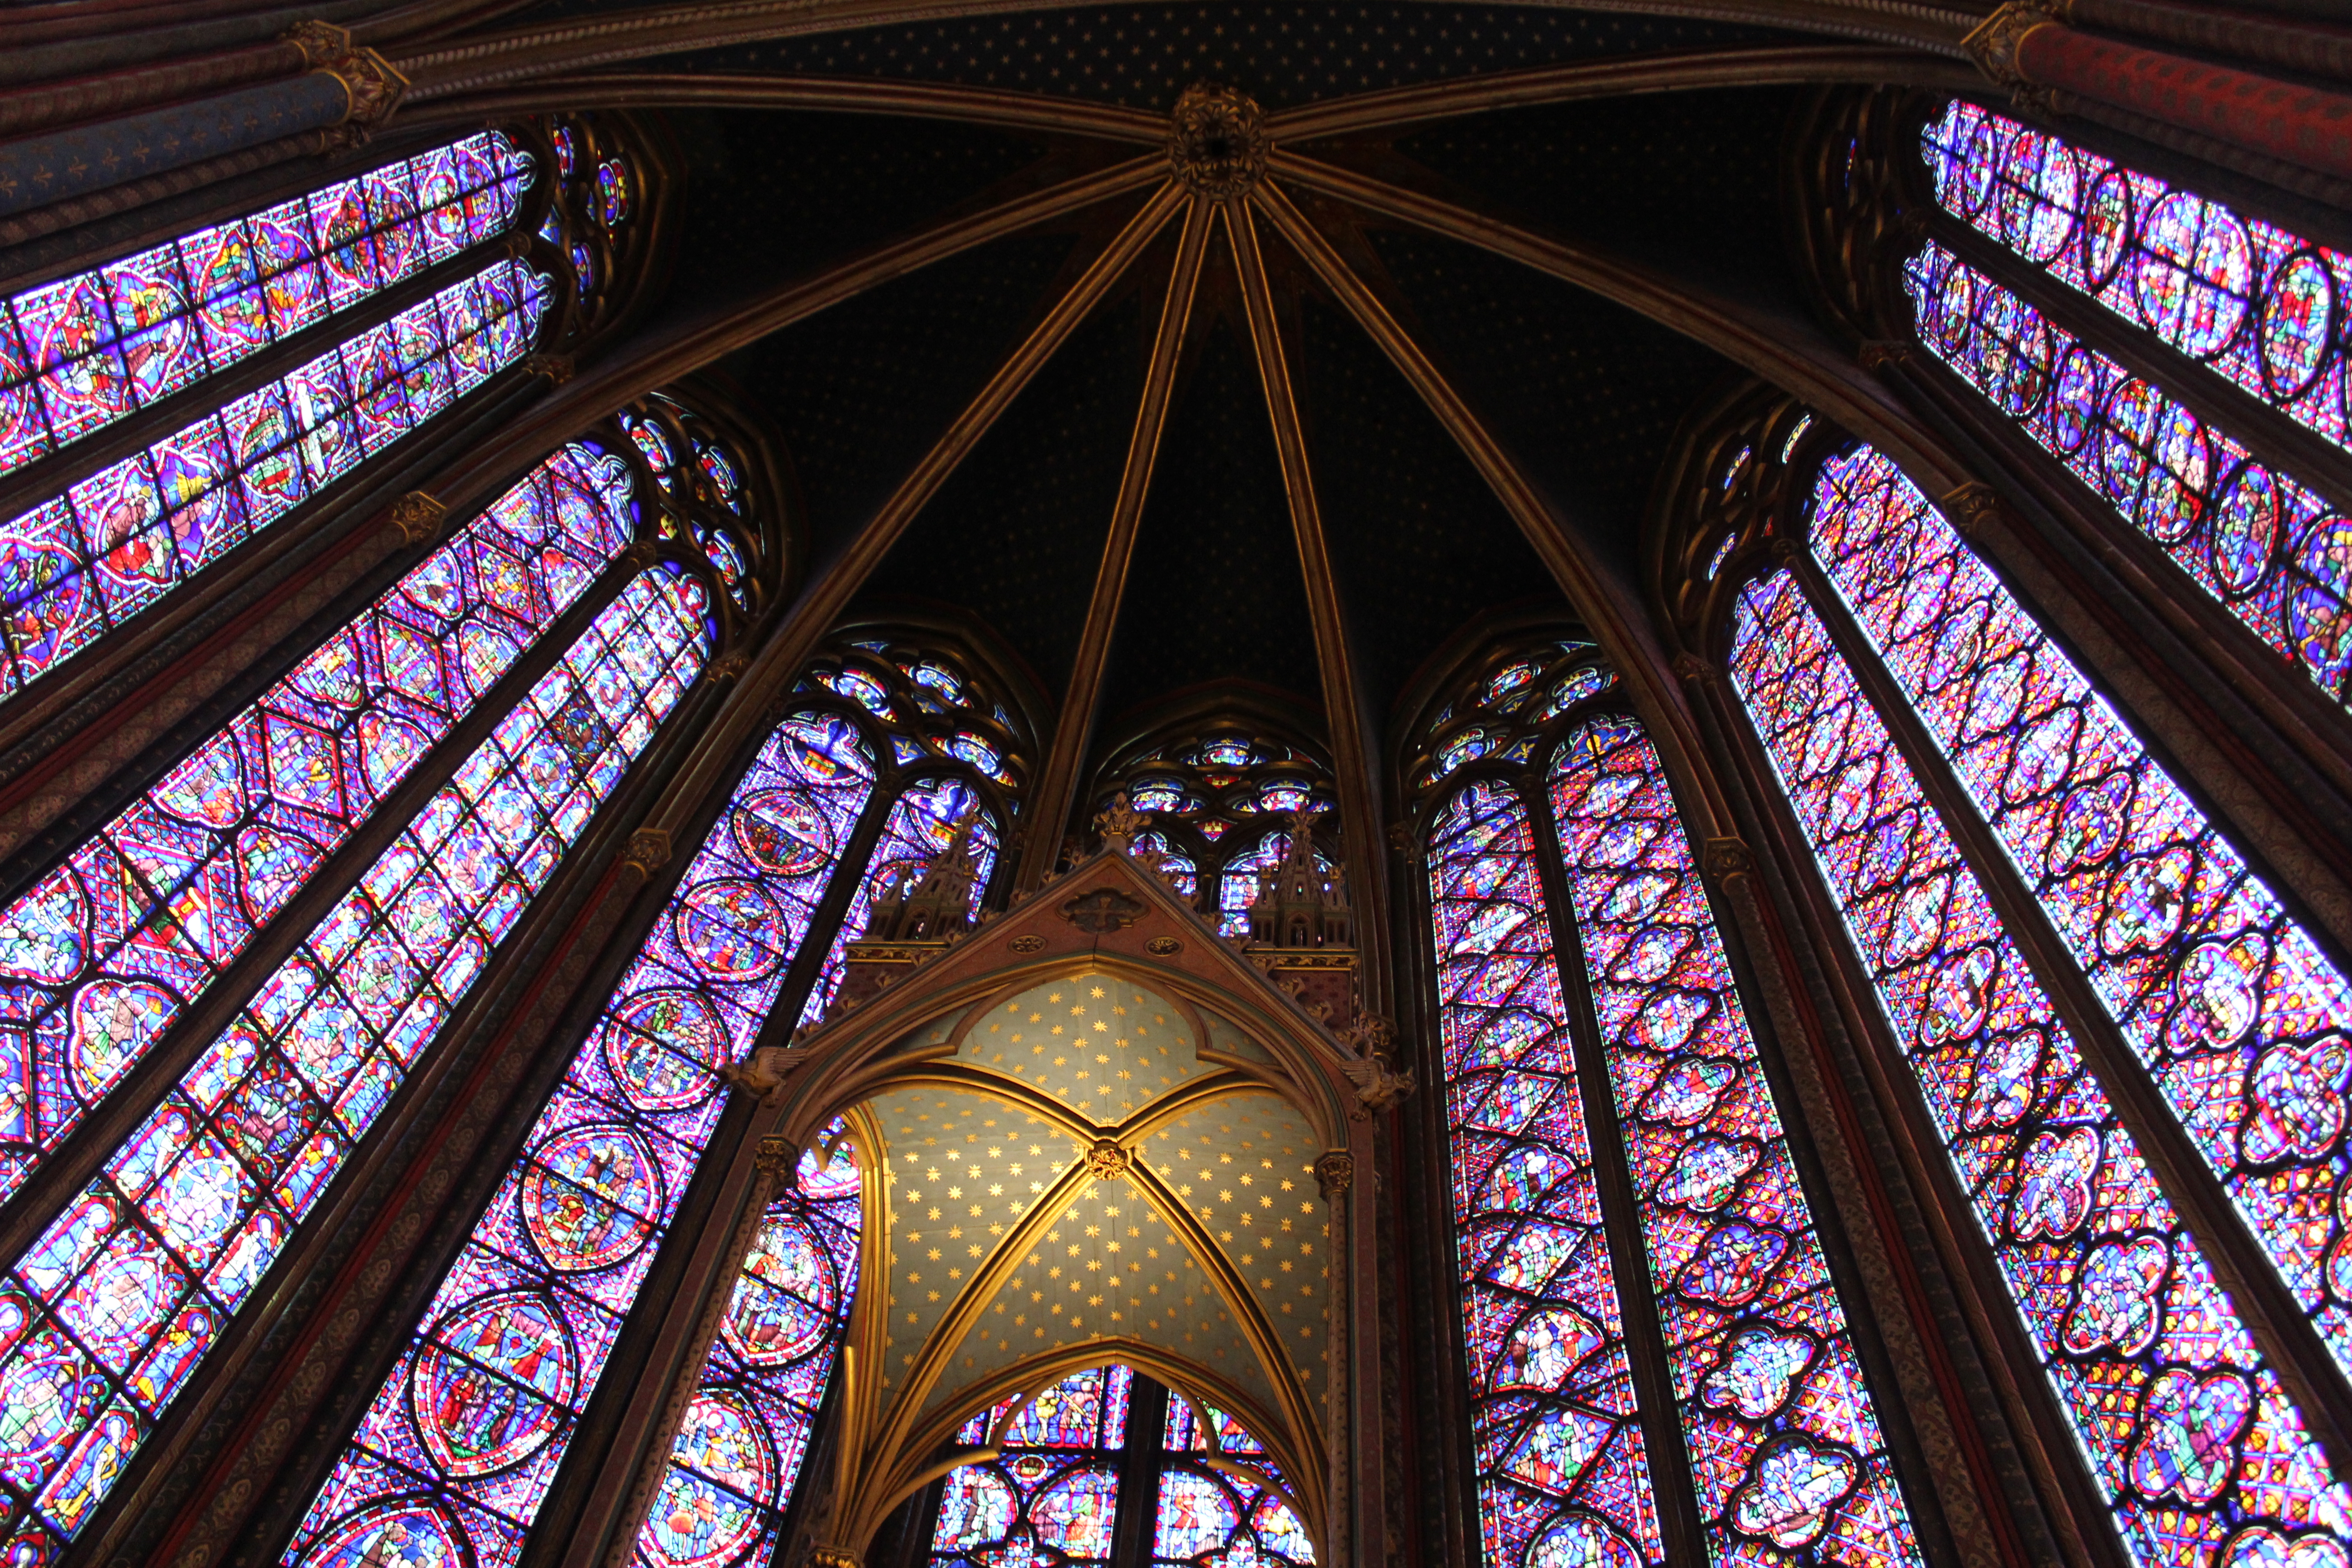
0,134,532,478
284,637,1023,1568
929,1366,1132,1568
1900,102,2352,710
0,383,759,1559
1417,637,1925,1568
1428,774,1661,1567
0,441,634,1201
1714,429,2352,1565
634,1125,861,1568
1550,717,1914,1560
0,117,642,704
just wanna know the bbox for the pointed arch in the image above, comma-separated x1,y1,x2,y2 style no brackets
1406,627,1930,1568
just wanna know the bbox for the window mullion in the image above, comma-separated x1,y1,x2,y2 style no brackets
0,551,649,1267
741,765,904,1058
0,231,549,530
1106,1372,1170,1568
1778,541,2352,1480
1914,209,2352,521
1519,772,1713,1565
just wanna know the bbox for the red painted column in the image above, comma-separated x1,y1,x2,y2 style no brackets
1986,13,2352,183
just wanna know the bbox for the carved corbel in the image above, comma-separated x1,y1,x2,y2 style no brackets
1941,481,2004,540
1669,652,1715,689
1702,836,1756,886
754,1135,801,1180
720,1045,802,1100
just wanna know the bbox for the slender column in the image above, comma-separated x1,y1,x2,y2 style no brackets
1014,196,1211,892
1968,3,2352,184
0,42,402,220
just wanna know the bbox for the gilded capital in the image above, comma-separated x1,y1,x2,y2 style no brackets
385,491,446,545
523,352,574,385
1703,836,1756,885
1313,1151,1354,1200
1963,2,2065,91
1941,481,2003,538
622,828,672,878
279,19,353,67
755,1136,801,1180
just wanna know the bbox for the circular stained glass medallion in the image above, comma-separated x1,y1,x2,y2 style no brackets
733,788,834,878
296,1501,468,1568
674,878,789,980
520,1125,662,1270
412,1292,576,1477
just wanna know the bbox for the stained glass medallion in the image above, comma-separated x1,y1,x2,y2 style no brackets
284,709,877,1568
635,1127,861,1568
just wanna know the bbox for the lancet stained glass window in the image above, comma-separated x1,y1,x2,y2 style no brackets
635,1125,861,1568
1548,716,1918,1563
282,709,876,1568
1809,444,2352,1381
929,1364,1132,1567
0,132,533,479
0,257,552,699
1152,1397,1316,1567
0,441,633,1207
1427,778,1663,1568
1727,563,2352,1566
0,564,709,1561
1921,102,2352,452
1901,240,2352,706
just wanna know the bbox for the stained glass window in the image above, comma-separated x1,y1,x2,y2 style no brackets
1549,717,1917,1562
635,1125,861,1568
1216,832,1334,940
1810,446,2352,1382
1921,103,2351,453
1727,562,2352,1566
0,258,552,698
929,1365,1132,1568
1152,1398,1315,1567
0,565,710,1561
1901,240,2352,706
282,707,876,1568
0,442,633,1206
1427,778,1663,1568
801,778,998,1026
1091,728,1334,927
0,132,533,480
